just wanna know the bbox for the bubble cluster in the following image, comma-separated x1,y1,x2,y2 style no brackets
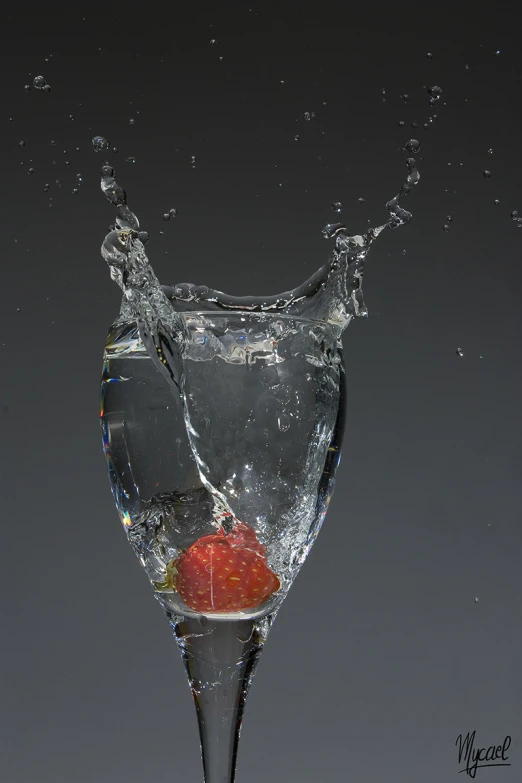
162,208,178,221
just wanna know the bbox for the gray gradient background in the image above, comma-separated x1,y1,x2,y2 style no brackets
1,2,521,781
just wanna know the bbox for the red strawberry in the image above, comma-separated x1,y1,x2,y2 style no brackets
173,522,280,613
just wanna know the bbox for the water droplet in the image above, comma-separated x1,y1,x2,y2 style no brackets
494,199,500,205
92,135,109,152
18,140,25,148
294,134,300,141
483,170,491,178
126,156,136,164
332,201,343,213
428,85,442,99
129,118,135,125
357,197,365,204
405,138,420,153
398,120,405,126
456,347,464,357
427,52,433,59
33,75,47,90
510,210,518,219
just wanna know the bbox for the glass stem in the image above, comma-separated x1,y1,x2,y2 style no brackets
167,612,275,783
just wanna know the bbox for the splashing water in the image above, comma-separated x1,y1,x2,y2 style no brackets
100,157,419,385
100,157,419,613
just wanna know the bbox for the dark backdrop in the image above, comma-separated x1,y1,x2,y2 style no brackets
1,2,521,781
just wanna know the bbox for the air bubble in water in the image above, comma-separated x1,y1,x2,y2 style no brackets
487,148,493,155
401,93,409,101
427,52,433,59
398,120,405,126
357,197,365,204
72,188,79,195
511,210,518,219
18,140,25,148
456,347,464,357
169,208,177,217
277,414,291,432
191,155,196,168
210,38,216,44
494,199,500,205
405,138,420,153
92,135,109,152
23,84,31,92
446,215,453,222
332,201,343,213
474,596,479,603
304,111,311,121
43,183,50,192
443,224,450,231
162,212,171,221
126,156,136,164
294,134,299,141
129,118,135,125
27,167,34,175
483,170,491,178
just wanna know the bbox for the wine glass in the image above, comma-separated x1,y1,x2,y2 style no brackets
100,308,346,783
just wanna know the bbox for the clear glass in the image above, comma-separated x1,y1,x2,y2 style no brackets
100,310,346,782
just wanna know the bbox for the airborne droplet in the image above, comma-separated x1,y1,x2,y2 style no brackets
33,75,48,90
92,135,109,152
428,85,442,99
405,139,420,153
